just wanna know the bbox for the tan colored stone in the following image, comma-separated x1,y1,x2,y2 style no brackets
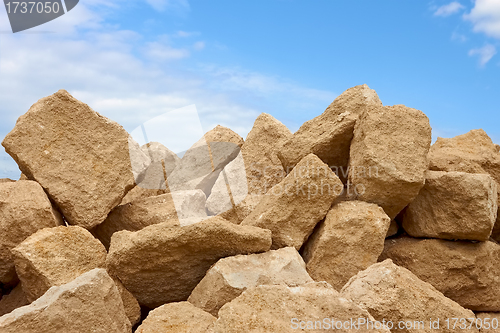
347,104,432,219
167,126,243,194
94,191,207,248
429,129,500,180
476,313,500,332
136,302,215,333
380,237,500,312
215,282,389,333
386,220,399,238
0,268,132,333
106,216,272,308
12,226,107,302
241,154,343,250
428,129,500,242
243,113,291,195
0,180,63,286
402,171,497,241
234,194,263,222
341,259,478,333
0,284,29,317
206,152,247,216
1,90,150,229
302,201,390,291
278,85,382,182
120,186,167,206
188,247,313,316
113,278,141,327
0,179,14,183
19,173,28,180
138,142,180,190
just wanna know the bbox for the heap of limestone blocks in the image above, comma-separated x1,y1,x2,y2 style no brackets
1,85,499,332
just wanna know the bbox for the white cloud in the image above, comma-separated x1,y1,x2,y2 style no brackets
193,41,205,51
464,0,500,39
145,0,189,13
434,2,465,17
468,44,497,66
451,31,468,42
0,0,334,179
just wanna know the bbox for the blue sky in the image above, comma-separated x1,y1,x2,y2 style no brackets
0,0,499,178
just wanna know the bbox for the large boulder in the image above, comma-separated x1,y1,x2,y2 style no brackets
136,302,216,333
428,129,500,242
341,259,479,333
11,226,107,302
380,237,500,312
278,84,382,182
1,90,150,229
347,104,432,219
214,282,390,333
242,113,292,195
188,247,313,316
106,217,272,308
0,180,63,286
138,142,180,190
205,152,247,216
402,171,497,241
167,126,243,194
241,154,343,249
94,190,207,248
302,201,390,291
0,269,131,333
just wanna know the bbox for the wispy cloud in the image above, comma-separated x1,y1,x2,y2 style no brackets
0,0,334,179
434,2,465,17
144,0,190,13
468,44,497,66
464,0,500,39
451,31,468,42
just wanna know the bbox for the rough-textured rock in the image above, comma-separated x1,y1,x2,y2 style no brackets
106,217,272,308
0,268,131,333
242,113,292,195
119,186,167,205
113,278,141,327
215,282,389,333
429,129,500,183
11,226,107,302
0,178,14,183
476,313,500,332
0,284,29,317
0,180,63,286
1,90,150,229
241,154,343,250
136,302,215,333
428,129,500,242
386,220,399,238
206,152,247,216
278,85,382,182
188,247,313,316
347,104,432,219
94,191,207,248
380,237,500,312
138,142,180,190
234,194,263,222
167,126,243,194
341,259,478,333
19,173,28,180
402,171,497,241
302,201,390,291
